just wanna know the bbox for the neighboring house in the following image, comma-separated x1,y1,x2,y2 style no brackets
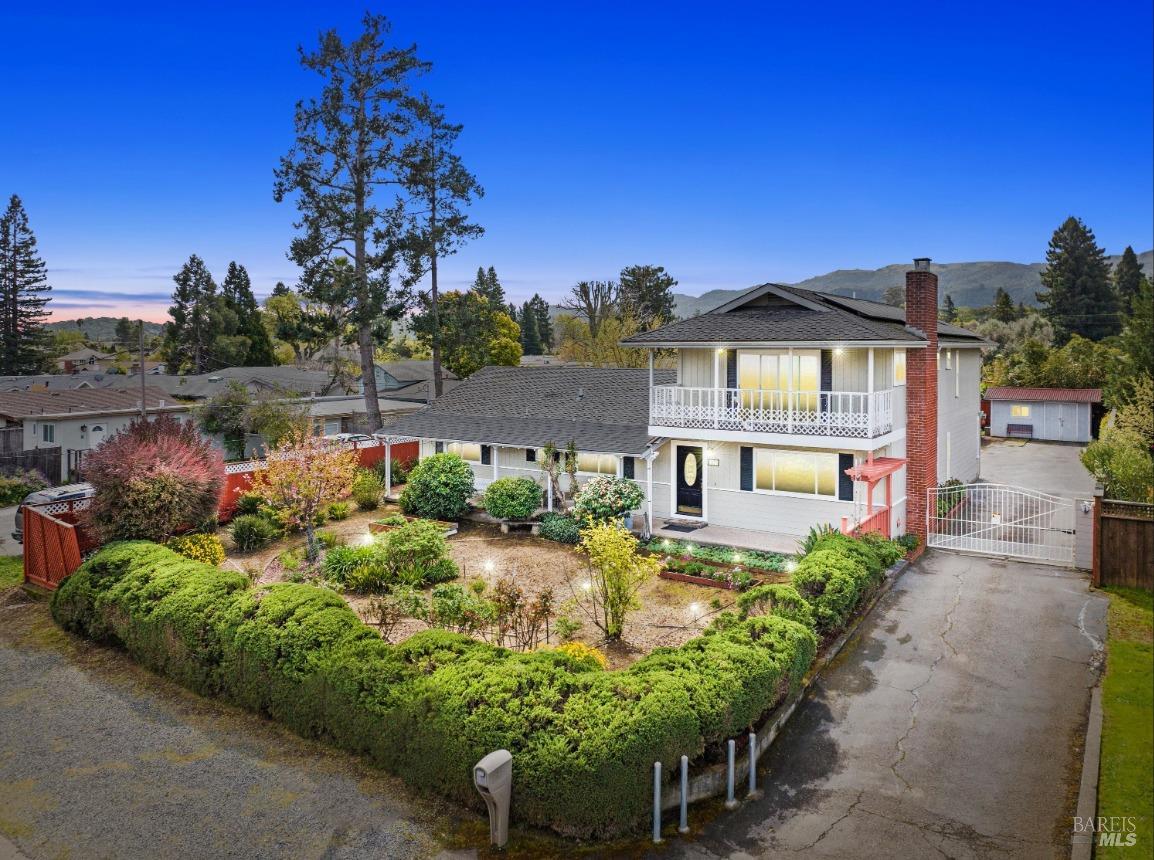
364,361,461,403
386,259,986,550
55,347,117,373
146,366,347,400
985,387,1101,443
0,387,191,478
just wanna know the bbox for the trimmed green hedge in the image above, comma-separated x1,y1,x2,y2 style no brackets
52,541,818,838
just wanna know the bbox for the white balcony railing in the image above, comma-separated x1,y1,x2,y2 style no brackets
650,386,894,438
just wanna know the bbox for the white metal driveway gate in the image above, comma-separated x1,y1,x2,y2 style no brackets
927,483,1075,565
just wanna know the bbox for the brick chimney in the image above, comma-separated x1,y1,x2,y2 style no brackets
904,257,938,553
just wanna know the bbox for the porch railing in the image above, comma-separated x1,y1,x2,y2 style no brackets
841,506,891,538
650,386,894,438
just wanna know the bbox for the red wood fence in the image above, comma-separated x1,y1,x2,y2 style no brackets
1093,498,1154,590
24,438,420,590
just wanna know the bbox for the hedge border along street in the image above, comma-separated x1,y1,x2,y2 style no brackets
51,531,900,838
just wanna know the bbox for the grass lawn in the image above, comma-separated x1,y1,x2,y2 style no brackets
1098,586,1153,857
0,556,22,589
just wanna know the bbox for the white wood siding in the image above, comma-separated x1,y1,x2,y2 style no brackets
937,347,981,481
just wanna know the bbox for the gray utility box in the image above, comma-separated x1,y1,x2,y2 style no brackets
473,749,513,848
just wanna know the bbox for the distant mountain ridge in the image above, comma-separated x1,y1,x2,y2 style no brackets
671,250,1154,318
46,317,166,341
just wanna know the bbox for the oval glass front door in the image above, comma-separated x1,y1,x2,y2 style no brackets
683,451,698,486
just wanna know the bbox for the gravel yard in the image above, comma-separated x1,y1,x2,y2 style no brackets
223,506,747,667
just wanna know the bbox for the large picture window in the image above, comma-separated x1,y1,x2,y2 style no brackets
577,452,617,475
737,349,820,410
446,441,482,462
753,449,838,497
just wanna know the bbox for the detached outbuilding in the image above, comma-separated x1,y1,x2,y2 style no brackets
984,387,1102,443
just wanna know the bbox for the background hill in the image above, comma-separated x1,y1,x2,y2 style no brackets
671,250,1154,317
46,317,166,342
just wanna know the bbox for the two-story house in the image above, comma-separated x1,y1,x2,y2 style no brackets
382,260,985,550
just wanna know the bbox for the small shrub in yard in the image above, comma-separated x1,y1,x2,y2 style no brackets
52,541,819,839
234,492,264,517
798,523,839,556
736,583,815,630
569,522,660,640
167,533,226,567
483,477,542,521
897,533,919,554
572,475,644,523
316,530,342,550
539,512,580,544
230,514,279,552
646,539,789,573
399,453,475,521
379,519,458,587
351,470,385,510
553,641,607,670
377,513,407,527
0,469,48,506
326,501,351,521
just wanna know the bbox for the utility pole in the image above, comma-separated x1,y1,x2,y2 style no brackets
139,320,147,418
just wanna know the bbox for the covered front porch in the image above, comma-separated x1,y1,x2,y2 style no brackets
646,518,800,555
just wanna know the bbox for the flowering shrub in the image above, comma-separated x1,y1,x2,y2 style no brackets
572,476,644,523
167,533,226,566
399,453,475,521
483,477,542,521
81,413,224,543
554,641,607,670
249,429,359,561
0,468,48,506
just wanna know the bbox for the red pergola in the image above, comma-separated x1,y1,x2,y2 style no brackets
841,455,906,538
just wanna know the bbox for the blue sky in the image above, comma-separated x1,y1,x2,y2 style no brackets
2,1,1151,321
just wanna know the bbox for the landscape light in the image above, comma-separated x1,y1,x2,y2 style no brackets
483,559,496,573
784,558,798,573
356,533,375,547
688,602,701,619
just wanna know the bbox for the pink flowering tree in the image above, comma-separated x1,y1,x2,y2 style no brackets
81,413,225,543
572,475,645,523
249,429,359,561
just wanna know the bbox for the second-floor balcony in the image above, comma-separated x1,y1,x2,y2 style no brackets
650,385,895,439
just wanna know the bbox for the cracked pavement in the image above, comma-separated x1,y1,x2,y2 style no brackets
662,552,1107,859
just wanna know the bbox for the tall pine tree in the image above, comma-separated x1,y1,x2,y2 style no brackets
163,255,219,374
1036,217,1118,342
0,195,52,374
1113,245,1145,314
221,261,276,365
618,264,677,329
472,266,505,307
992,287,1016,323
527,294,552,352
519,301,542,354
941,294,957,322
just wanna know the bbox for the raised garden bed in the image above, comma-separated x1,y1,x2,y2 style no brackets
658,557,756,591
369,515,458,537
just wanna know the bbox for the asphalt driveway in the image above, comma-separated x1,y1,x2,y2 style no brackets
979,439,1096,498
0,590,464,860
664,551,1107,859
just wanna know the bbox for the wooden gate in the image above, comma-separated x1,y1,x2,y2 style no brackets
22,499,97,590
927,483,1075,566
1094,499,1154,589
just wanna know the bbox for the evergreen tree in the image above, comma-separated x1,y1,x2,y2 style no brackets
1113,245,1145,314
1036,216,1118,342
519,301,542,354
528,294,553,352
992,287,1017,323
220,261,276,365
0,195,52,374
1119,276,1153,379
618,264,677,329
941,294,957,323
114,316,138,346
163,254,218,373
472,266,505,307
882,285,905,307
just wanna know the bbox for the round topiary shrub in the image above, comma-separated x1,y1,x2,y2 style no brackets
399,453,475,521
167,533,226,566
572,475,645,523
483,477,542,521
230,514,279,552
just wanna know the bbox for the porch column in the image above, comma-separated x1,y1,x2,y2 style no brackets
885,472,893,537
645,453,654,538
384,440,392,498
492,446,499,484
713,348,721,428
867,347,875,435
547,476,554,512
787,346,795,432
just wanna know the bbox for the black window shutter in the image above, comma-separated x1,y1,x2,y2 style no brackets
726,350,737,388
481,445,492,465
622,456,635,479
740,446,754,491
838,453,855,501
820,349,833,390
526,448,536,462
434,441,444,454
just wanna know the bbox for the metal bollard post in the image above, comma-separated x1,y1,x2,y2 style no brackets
725,739,737,809
748,731,757,795
679,755,689,834
652,761,663,844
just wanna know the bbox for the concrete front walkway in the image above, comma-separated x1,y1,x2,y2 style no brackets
649,519,799,554
0,590,461,860
663,551,1107,858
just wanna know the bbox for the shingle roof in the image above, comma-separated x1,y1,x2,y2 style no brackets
381,366,675,455
0,386,186,419
621,282,986,345
984,387,1102,404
